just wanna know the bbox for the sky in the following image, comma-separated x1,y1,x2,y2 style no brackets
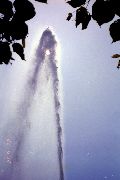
0,0,120,180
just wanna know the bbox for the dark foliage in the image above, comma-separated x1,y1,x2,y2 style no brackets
109,19,120,42
0,42,12,64
110,0,120,17
13,0,36,21
12,43,25,60
0,0,120,68
67,0,86,8
66,0,120,38
0,0,13,21
92,0,115,26
35,0,47,3
9,21,28,40
76,6,91,29
66,0,120,68
66,13,72,21
117,60,120,69
112,54,120,58
0,0,36,65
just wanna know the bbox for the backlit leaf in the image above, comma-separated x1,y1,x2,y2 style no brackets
67,0,86,8
109,19,120,42
66,13,72,21
92,0,115,26
35,0,47,3
13,0,36,21
12,43,25,60
112,54,120,58
76,6,91,29
0,41,12,64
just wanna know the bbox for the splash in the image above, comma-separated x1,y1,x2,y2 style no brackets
0,29,64,180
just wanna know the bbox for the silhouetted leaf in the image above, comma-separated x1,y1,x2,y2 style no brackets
110,0,120,17
117,60,120,69
13,0,36,21
0,19,12,42
0,0,36,64
0,0,13,21
109,19,120,42
0,41,12,64
0,19,7,35
67,0,86,8
12,43,25,60
112,54,120,58
82,13,91,30
92,0,115,26
35,0,47,3
66,13,72,21
10,20,28,40
76,6,91,29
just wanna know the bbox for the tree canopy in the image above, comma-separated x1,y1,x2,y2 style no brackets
0,0,120,67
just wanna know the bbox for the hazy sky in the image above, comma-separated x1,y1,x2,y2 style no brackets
0,0,120,180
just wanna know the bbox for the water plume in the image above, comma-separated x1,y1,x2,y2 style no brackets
0,29,64,180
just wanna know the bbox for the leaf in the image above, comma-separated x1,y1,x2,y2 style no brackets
67,0,86,8
0,0,13,20
10,20,28,40
109,0,120,17
0,19,7,34
12,43,25,60
66,13,72,21
117,60,120,69
112,54,120,58
0,19,12,42
109,19,120,42
81,13,91,30
35,0,47,3
13,0,36,21
0,41,12,64
76,6,91,30
92,0,115,26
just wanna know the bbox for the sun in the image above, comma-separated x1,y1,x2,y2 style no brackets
45,49,50,55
